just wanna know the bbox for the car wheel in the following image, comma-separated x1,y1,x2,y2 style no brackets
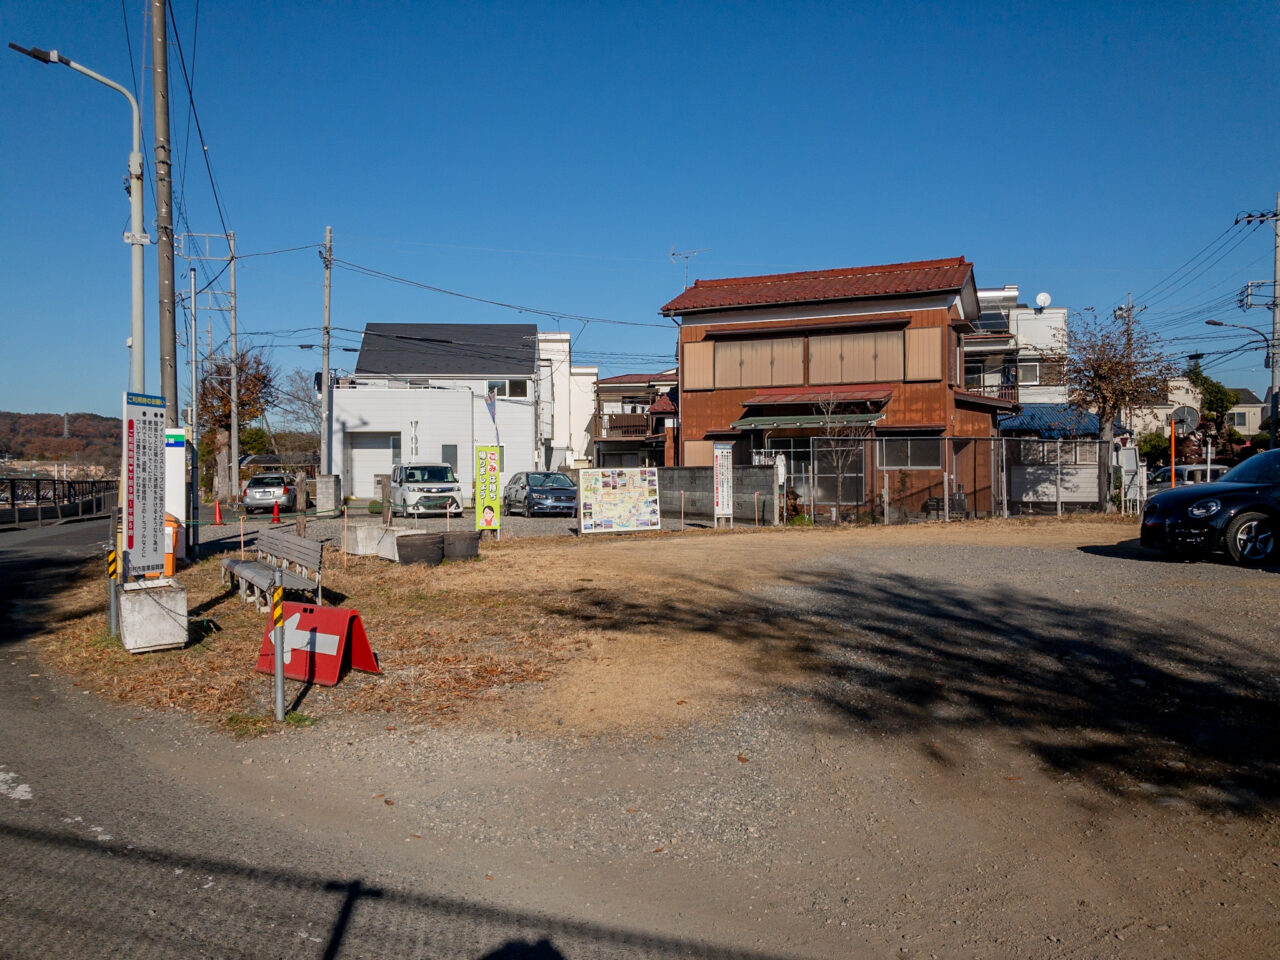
1225,511,1277,566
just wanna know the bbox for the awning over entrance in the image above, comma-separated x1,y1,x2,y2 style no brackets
742,386,892,405
730,413,885,430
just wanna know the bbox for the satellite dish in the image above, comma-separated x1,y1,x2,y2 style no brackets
1035,292,1052,309
1169,405,1200,436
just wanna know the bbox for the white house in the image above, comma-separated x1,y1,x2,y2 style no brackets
964,285,1068,405
330,323,597,501
1128,376,1201,438
1224,386,1264,437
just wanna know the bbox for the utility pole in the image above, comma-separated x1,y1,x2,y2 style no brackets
1272,190,1278,448
9,43,148,391
321,226,333,475
189,266,199,557
228,231,239,500
1235,196,1280,447
151,0,178,425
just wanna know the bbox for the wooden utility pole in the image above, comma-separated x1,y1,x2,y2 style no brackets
152,0,178,425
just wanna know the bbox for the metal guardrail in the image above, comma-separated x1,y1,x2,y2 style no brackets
1,478,118,527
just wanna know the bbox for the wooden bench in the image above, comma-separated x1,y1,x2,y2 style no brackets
221,529,324,611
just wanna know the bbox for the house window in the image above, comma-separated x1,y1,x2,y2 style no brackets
1018,362,1040,385
882,438,942,469
390,434,401,465
508,380,528,398
1230,411,1249,428
441,444,458,471
487,380,507,397
1039,362,1065,386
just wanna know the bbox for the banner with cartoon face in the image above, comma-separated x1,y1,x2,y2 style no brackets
475,446,502,530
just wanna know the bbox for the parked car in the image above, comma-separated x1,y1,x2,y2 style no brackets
389,462,463,517
1140,449,1280,565
241,472,298,515
1146,462,1231,494
502,471,578,516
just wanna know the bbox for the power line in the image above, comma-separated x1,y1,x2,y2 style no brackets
166,0,229,237
330,258,672,329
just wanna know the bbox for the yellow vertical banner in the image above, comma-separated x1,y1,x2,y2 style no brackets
475,445,501,531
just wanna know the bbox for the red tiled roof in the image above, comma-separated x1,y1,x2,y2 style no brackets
743,386,892,406
596,369,678,385
661,257,973,315
648,394,677,414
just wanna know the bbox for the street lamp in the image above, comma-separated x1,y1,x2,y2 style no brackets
9,42,149,393
1205,318,1278,447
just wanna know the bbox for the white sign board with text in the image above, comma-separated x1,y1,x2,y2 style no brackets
713,442,734,519
123,392,166,575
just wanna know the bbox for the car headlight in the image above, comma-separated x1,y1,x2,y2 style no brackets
530,492,549,499
1187,498,1221,519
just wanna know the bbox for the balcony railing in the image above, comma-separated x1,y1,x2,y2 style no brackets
961,382,1019,402
594,413,651,438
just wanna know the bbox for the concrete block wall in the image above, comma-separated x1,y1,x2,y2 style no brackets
658,466,777,525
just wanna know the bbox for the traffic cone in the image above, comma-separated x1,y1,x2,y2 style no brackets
212,500,224,526
271,500,281,524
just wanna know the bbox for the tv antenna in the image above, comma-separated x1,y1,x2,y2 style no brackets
670,247,709,289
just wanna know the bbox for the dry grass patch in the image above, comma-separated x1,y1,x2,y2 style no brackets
31,519,1137,736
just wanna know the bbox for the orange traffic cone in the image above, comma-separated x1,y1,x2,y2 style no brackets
271,500,281,524
212,500,224,526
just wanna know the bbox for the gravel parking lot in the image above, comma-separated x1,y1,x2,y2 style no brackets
35,518,1280,957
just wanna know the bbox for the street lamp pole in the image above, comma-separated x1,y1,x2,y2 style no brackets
9,43,149,393
1205,317,1277,447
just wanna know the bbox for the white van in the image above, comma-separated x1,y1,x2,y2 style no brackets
389,462,464,517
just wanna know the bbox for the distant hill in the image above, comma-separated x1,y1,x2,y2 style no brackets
0,411,121,468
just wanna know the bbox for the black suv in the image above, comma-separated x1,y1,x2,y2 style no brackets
1140,449,1280,566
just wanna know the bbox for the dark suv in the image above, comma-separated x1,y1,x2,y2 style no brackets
1140,449,1280,565
502,471,578,516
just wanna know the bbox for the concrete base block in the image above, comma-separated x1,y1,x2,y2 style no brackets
316,475,342,516
345,524,395,556
118,578,188,654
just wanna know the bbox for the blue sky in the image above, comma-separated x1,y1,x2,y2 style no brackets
4,0,1278,416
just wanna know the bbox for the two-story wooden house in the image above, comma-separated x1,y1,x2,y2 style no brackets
660,257,1014,515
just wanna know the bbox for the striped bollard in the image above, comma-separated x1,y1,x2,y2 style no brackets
106,549,119,638
272,570,285,721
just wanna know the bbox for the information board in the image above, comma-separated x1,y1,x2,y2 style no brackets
474,445,502,530
713,442,734,520
123,392,166,575
579,467,661,534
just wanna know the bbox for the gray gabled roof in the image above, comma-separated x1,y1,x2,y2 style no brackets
1226,386,1263,405
354,323,538,378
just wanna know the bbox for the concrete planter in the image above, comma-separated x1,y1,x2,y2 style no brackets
442,531,481,560
395,533,444,565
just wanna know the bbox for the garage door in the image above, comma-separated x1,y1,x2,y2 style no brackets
344,432,398,498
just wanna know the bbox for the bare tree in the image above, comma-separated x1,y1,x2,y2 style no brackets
1050,309,1179,511
814,393,873,521
273,368,323,437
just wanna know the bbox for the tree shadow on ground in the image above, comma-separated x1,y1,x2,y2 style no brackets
548,566,1280,814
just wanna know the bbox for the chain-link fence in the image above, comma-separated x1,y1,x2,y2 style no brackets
764,437,1113,524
